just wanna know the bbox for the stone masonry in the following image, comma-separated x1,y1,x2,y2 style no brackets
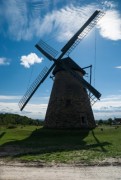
44,58,96,129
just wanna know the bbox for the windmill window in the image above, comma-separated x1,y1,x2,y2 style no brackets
65,99,71,107
82,116,85,124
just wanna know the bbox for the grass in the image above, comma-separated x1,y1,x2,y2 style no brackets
0,125,121,164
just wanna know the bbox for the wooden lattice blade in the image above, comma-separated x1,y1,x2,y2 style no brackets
61,10,104,56
60,61,101,99
35,40,58,61
19,63,56,111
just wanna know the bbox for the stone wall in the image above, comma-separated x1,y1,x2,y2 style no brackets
44,70,95,129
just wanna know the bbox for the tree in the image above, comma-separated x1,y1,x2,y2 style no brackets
0,113,44,126
107,118,113,125
98,119,104,125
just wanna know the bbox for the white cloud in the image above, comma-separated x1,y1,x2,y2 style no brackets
1,0,121,41
0,95,48,119
101,0,117,9
20,53,43,68
0,95,20,100
42,4,98,42
97,9,121,41
93,94,121,119
35,2,121,42
0,57,10,65
23,103,47,119
0,101,47,120
115,66,121,69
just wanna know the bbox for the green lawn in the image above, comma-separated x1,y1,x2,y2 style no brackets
0,125,121,164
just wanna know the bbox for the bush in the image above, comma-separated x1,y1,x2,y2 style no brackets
7,125,17,129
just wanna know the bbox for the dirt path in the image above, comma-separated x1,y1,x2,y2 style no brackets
0,164,121,180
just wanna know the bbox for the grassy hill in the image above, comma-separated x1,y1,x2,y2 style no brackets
0,113,44,126
0,125,121,165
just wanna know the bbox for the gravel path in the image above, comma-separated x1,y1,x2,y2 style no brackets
0,164,121,180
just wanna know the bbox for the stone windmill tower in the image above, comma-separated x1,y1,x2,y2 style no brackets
19,10,104,129
44,57,95,129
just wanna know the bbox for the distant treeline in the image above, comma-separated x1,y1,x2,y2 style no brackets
96,118,121,125
0,113,44,126
95,118,115,125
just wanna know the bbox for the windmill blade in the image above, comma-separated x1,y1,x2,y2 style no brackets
60,61,101,99
35,40,58,61
19,63,56,111
61,10,105,56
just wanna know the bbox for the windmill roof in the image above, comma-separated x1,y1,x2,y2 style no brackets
53,57,86,75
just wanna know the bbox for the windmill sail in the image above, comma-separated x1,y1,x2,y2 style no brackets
19,63,56,111
19,10,104,111
35,11,103,100
60,60,101,99
61,10,104,56
35,40,58,61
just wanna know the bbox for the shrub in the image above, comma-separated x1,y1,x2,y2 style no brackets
7,125,17,129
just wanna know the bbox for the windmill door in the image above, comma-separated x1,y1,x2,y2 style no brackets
80,113,88,128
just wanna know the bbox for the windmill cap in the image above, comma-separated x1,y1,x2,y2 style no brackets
53,57,86,76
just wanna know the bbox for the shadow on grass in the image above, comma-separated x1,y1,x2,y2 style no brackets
0,127,111,158
0,132,6,139
91,130,108,152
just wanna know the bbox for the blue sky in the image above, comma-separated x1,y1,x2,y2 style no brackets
0,0,121,120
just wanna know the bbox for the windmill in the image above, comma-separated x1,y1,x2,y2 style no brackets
19,10,104,129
